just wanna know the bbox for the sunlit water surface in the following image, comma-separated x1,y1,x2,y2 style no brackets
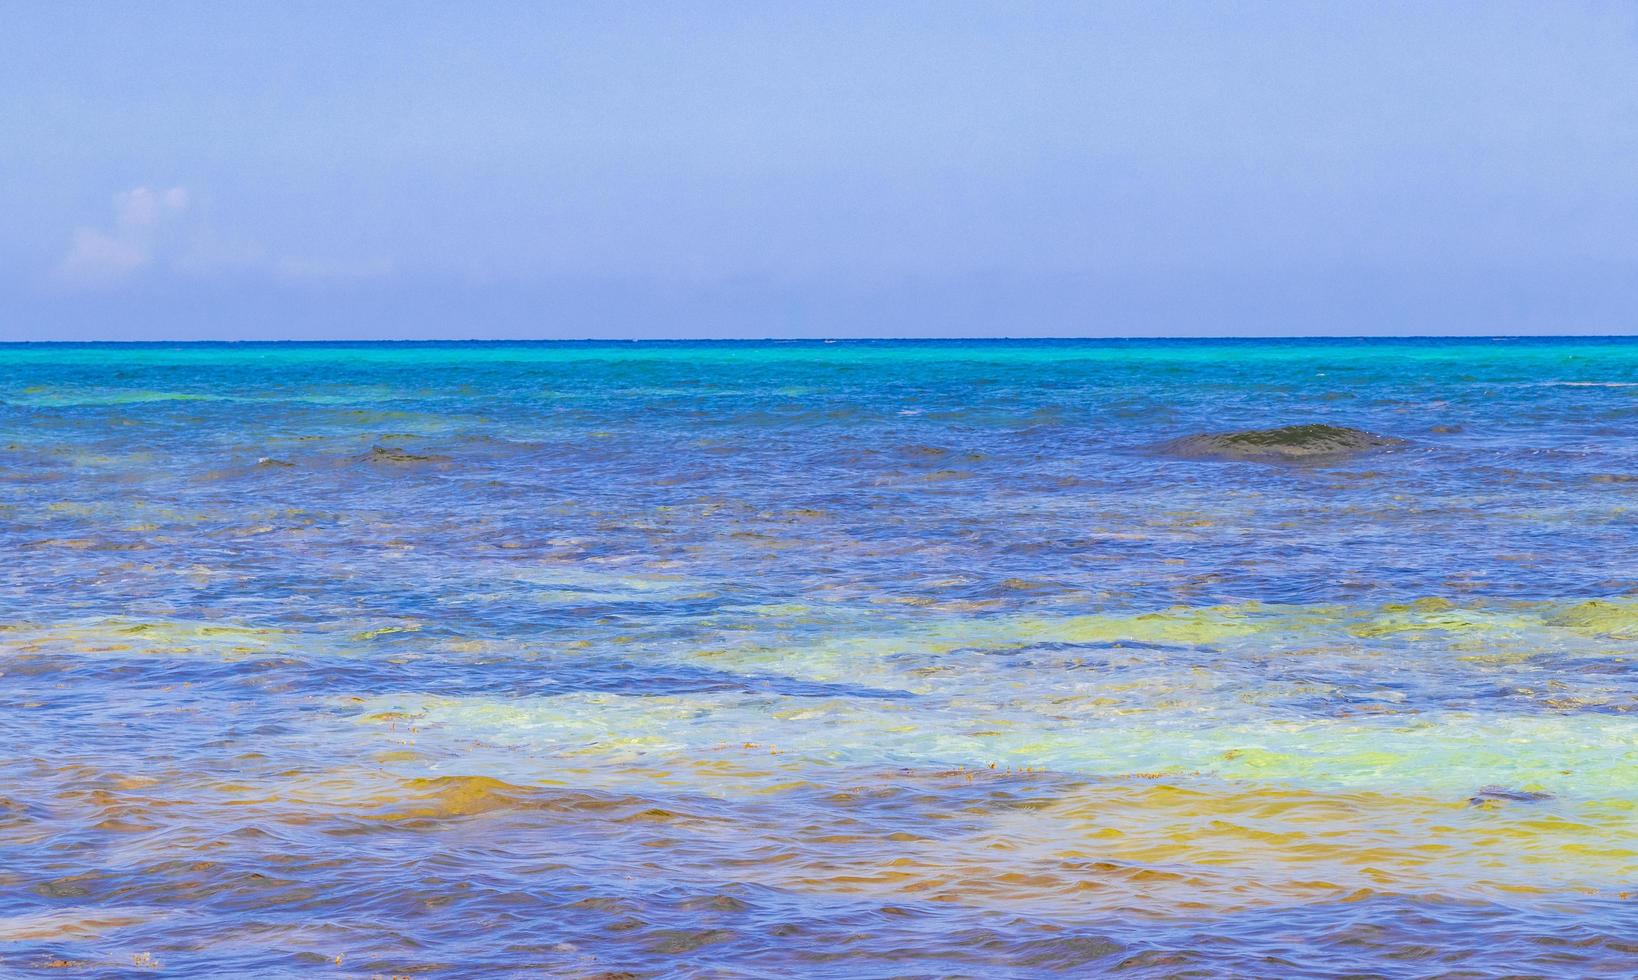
1,339,1635,977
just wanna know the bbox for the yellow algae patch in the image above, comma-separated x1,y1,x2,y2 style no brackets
1049,606,1268,645
734,603,817,618
351,624,421,641
703,776,1638,918
946,780,1638,909
1549,599,1638,639
246,760,1629,919
18,749,1638,925
348,690,1638,802
497,564,703,604
0,618,292,659
667,594,1638,700
685,603,1298,689
924,603,1289,650
1348,599,1533,638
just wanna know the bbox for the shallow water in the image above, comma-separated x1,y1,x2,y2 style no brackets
1,338,1635,976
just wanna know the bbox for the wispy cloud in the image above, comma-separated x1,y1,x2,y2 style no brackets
54,185,392,289
55,186,190,287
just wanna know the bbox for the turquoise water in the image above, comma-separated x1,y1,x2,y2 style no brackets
1,338,1635,976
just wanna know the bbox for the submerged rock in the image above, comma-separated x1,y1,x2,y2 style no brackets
1468,786,1555,806
1158,424,1404,462
360,445,452,465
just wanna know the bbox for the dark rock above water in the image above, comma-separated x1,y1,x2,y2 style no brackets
1158,424,1404,462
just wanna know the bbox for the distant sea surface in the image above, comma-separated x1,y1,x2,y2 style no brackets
1,338,1635,976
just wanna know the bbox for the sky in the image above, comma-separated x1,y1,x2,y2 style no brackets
4,1,1638,340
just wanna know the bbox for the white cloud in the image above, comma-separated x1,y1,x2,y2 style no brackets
53,184,393,289
57,228,149,284
55,185,190,287
114,185,189,228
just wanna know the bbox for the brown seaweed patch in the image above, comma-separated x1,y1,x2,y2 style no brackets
0,908,158,942
359,445,452,465
1158,425,1405,462
367,776,719,827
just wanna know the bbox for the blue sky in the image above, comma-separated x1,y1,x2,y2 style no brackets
4,1,1638,339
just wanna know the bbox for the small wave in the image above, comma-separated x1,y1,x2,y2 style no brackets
1526,381,1638,387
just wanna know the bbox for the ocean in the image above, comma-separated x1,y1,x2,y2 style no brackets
1,338,1634,975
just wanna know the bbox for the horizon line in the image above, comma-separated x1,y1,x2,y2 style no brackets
3,333,1637,345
